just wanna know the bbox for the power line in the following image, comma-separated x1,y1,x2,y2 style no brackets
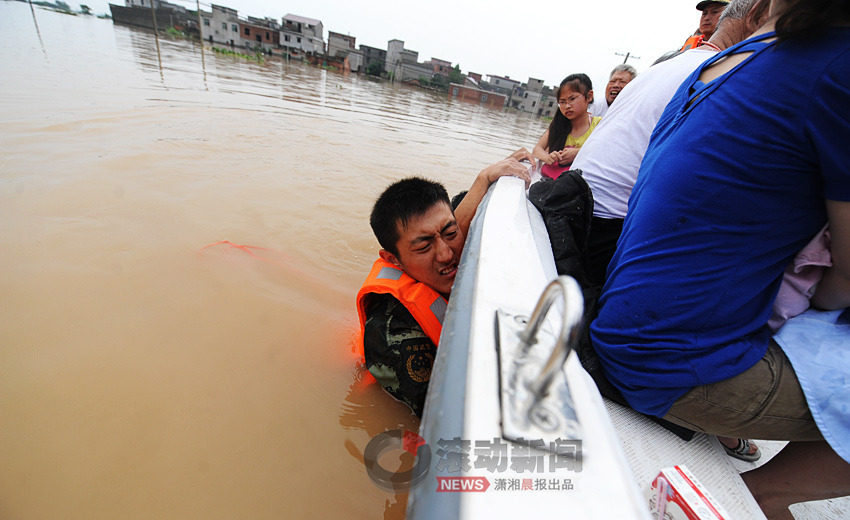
615,51,641,64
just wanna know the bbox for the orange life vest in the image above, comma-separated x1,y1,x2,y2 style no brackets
356,258,447,351
679,34,704,52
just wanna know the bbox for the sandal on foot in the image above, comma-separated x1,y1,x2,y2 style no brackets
723,438,761,462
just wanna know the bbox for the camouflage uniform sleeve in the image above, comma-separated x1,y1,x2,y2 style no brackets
363,293,437,418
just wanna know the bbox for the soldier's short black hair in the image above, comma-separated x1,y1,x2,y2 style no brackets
370,177,451,257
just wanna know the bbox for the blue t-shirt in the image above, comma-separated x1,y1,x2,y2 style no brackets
590,29,850,417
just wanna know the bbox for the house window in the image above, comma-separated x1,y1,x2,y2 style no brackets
297,37,301,43
284,35,290,42
232,24,237,32
266,32,270,39
549,101,554,107
532,101,536,107
244,27,250,36
203,18,210,26
222,22,226,30
452,87,459,96
481,94,488,102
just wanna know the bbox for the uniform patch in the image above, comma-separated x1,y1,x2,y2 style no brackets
406,350,434,383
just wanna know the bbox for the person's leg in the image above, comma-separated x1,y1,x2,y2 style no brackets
742,440,850,519
717,436,759,459
662,341,822,441
586,217,623,287
661,340,849,514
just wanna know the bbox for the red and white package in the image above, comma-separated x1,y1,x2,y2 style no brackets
647,465,730,520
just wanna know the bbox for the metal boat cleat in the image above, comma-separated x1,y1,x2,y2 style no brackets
496,276,584,453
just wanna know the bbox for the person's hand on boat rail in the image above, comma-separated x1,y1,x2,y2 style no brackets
480,157,532,189
506,147,535,165
454,149,533,238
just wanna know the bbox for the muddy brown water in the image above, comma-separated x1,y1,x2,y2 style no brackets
0,4,547,518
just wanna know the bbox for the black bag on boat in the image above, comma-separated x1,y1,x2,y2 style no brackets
527,170,594,290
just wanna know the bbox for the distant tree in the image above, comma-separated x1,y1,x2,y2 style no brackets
80,4,91,14
365,61,383,77
448,64,464,85
56,1,71,11
430,74,449,90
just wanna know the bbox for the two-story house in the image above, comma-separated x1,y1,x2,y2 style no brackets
427,58,452,77
512,78,555,117
281,14,324,54
241,16,280,51
358,45,387,74
200,5,240,47
385,39,433,81
484,75,521,97
327,31,356,58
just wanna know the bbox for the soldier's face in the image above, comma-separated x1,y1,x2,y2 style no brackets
386,202,464,298
700,4,725,38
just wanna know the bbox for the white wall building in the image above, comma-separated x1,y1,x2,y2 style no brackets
386,39,422,78
327,31,356,58
281,14,324,54
485,75,521,96
200,5,240,47
513,78,554,116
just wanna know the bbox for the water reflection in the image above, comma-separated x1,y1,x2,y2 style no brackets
339,363,418,520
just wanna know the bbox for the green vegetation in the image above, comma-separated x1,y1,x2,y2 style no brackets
365,61,383,77
415,65,466,93
33,0,75,14
448,64,464,85
79,4,91,15
211,46,264,62
165,26,185,39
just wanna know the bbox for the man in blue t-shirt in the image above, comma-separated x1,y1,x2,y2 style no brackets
589,12,850,518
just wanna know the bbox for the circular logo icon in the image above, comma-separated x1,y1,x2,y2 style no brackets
363,430,431,493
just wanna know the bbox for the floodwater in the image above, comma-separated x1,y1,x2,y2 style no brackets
0,3,547,519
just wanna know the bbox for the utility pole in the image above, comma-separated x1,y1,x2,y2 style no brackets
149,0,163,75
615,51,641,64
196,0,207,84
149,0,159,35
196,0,204,43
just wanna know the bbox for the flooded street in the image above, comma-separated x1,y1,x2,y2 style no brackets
0,3,546,518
